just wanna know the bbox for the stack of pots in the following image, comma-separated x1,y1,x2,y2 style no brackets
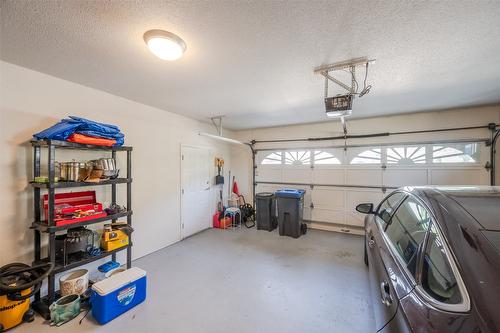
92,158,119,179
58,161,92,182
57,158,118,182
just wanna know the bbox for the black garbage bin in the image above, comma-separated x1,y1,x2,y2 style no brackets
256,192,277,231
275,189,307,238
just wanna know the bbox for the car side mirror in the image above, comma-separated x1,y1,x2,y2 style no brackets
356,203,374,214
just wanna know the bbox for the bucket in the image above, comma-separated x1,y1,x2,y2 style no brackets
49,294,81,326
213,212,221,228
59,269,89,296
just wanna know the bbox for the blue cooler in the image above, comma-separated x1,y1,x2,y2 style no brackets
91,267,147,324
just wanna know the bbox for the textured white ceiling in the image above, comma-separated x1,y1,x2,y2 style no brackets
2,0,500,130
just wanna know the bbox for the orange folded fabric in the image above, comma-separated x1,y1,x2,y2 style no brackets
67,133,116,146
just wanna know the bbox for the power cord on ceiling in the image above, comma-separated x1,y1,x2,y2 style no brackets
350,66,359,94
359,63,372,97
322,59,372,97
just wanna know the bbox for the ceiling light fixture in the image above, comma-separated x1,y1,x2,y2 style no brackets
143,29,187,61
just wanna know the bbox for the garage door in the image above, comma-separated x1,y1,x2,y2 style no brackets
255,141,489,233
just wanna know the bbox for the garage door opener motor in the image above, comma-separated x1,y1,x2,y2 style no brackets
314,57,375,119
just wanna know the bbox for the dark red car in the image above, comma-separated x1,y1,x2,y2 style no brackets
356,186,500,332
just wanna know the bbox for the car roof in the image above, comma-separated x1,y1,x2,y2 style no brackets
402,186,500,231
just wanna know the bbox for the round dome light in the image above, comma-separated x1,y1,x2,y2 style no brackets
143,29,187,61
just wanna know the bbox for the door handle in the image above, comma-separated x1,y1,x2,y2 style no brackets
368,236,375,248
380,281,393,307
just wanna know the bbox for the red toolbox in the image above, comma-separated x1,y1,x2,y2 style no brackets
43,190,106,226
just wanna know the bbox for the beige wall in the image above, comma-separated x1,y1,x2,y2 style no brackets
0,61,234,267
2,58,500,268
231,105,500,199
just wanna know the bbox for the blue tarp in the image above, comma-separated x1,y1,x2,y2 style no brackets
33,116,125,146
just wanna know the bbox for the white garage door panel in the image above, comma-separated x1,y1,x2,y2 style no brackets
312,168,345,184
346,169,382,186
346,212,365,227
255,184,279,194
430,169,484,185
255,141,489,233
346,190,384,224
311,188,344,209
282,168,311,183
311,208,345,224
256,167,282,182
303,206,311,220
346,190,384,211
384,169,428,187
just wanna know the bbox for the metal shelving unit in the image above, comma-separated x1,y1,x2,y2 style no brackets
30,139,133,319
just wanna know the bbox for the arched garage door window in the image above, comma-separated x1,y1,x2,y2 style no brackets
260,150,341,165
285,151,311,165
432,144,477,163
386,146,426,164
260,143,479,166
312,150,341,165
261,152,282,164
350,148,382,164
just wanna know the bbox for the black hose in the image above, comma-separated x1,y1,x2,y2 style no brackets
239,195,256,228
0,262,54,295
245,217,256,229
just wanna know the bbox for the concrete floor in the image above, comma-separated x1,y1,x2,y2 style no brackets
13,228,374,333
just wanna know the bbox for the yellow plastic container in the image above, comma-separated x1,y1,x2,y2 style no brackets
101,229,129,252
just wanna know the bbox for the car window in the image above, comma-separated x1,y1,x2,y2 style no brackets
421,223,462,304
385,196,431,277
377,192,406,225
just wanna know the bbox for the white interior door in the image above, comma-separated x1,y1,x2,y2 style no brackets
181,145,211,238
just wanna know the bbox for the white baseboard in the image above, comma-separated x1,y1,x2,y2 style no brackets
306,221,365,236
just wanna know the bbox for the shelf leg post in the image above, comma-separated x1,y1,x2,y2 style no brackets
111,150,117,262
34,146,42,301
47,144,56,304
127,149,132,269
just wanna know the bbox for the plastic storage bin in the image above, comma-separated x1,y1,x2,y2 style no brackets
91,267,146,324
275,189,307,238
256,192,277,231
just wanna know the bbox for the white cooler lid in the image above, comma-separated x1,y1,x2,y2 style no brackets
92,267,146,296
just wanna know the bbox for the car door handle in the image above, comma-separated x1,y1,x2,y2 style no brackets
380,281,393,307
368,236,375,248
